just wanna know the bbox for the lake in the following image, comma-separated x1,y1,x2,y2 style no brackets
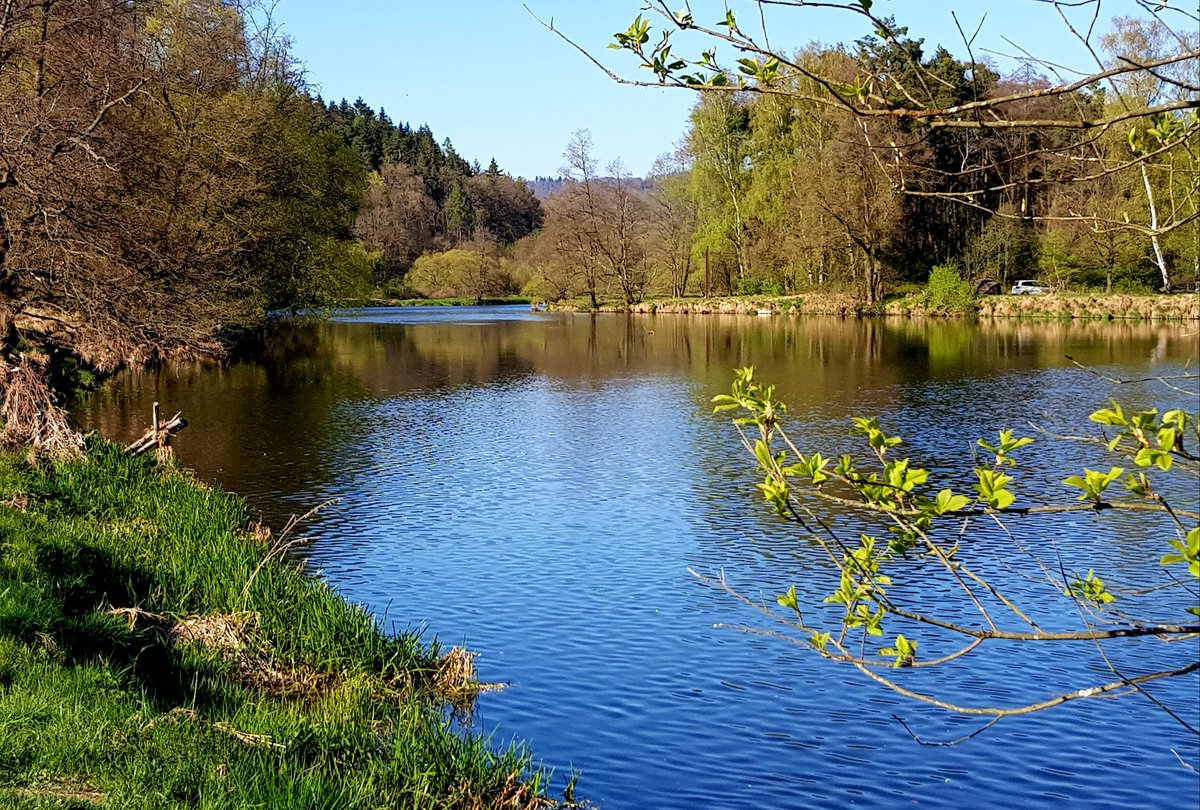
75,307,1200,809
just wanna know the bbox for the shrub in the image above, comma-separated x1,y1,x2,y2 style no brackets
921,263,977,314
735,277,786,297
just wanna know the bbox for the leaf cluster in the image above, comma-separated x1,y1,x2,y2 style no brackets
708,366,1200,722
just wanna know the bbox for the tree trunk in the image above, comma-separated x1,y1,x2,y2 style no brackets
1140,164,1170,292
864,253,879,305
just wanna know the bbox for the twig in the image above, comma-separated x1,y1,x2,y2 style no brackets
240,499,339,602
892,713,1003,746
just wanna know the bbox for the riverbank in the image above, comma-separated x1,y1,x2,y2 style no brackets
549,290,1199,320
0,441,559,809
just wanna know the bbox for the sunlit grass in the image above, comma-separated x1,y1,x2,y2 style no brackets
0,440,556,808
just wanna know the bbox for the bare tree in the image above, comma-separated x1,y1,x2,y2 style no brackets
547,130,651,306
355,163,438,279
647,147,699,297
0,0,365,454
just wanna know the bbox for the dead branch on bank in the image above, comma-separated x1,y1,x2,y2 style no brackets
0,355,84,460
124,401,188,458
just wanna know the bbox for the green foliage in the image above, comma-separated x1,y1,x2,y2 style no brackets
711,367,786,432
930,488,971,515
974,467,1016,510
978,430,1035,467
248,94,373,311
824,534,890,636
920,263,977,314
445,182,476,242
711,366,1199,710
1091,401,1188,472
964,217,1040,286
1067,569,1117,606
47,355,105,403
1065,465,1128,504
850,416,904,454
406,248,515,301
880,634,917,668
1161,527,1200,580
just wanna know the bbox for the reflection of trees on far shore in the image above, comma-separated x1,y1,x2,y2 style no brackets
74,313,1195,523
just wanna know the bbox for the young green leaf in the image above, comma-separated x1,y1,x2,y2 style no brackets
933,489,970,515
880,633,917,667
1063,467,1125,502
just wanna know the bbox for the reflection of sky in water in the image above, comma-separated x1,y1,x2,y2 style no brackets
75,311,1200,810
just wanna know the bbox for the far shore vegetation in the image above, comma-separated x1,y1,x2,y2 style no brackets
3,0,1196,452
536,286,1198,321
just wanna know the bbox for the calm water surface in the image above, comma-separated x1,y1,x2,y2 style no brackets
76,307,1200,809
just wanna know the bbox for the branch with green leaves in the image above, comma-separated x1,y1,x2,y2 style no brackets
601,2,1200,130
709,366,1200,734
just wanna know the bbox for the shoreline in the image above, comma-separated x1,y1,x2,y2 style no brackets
541,291,1199,321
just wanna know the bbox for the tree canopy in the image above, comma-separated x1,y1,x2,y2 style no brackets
520,1,1197,300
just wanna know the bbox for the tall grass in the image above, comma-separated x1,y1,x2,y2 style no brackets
0,440,558,808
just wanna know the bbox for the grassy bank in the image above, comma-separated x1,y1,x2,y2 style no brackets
0,441,557,809
548,290,1199,321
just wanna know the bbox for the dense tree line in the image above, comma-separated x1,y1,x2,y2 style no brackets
0,0,544,451
522,7,1196,304
0,0,379,450
326,100,543,286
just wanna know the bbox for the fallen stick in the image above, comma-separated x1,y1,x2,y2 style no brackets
124,401,188,456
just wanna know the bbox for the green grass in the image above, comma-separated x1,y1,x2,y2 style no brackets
0,441,557,809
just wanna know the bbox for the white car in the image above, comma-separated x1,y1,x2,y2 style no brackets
1010,280,1045,295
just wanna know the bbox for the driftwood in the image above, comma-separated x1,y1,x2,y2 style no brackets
124,401,187,457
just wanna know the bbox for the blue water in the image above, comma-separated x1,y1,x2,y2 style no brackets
77,308,1200,809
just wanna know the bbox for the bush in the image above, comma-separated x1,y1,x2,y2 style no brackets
735,277,786,297
921,263,977,314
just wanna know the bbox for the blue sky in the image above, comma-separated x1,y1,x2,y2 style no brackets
272,1,1163,179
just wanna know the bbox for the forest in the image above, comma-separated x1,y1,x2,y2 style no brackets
0,0,544,450
375,7,1198,308
513,10,1198,306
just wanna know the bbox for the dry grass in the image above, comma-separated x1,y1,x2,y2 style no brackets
144,707,286,751
0,356,84,460
106,607,506,707
173,612,255,652
566,291,1200,322
978,292,1199,321
108,607,337,699
457,770,546,810
600,292,865,316
434,647,507,712
3,777,105,806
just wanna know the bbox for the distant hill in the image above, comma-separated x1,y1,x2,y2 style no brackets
527,176,565,199
527,175,649,200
